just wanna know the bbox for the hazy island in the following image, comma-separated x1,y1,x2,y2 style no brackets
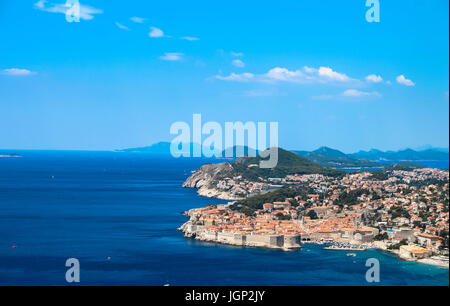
0,153,22,158
120,142,449,168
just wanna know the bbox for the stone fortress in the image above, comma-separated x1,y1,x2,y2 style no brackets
179,218,302,251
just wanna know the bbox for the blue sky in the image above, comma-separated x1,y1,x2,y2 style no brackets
0,0,448,152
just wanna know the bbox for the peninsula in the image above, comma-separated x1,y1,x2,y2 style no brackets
182,148,343,200
181,148,449,266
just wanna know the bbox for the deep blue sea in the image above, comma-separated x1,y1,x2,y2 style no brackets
0,151,448,285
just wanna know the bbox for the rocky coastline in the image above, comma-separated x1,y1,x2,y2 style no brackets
178,204,449,267
178,207,302,251
181,163,449,267
182,162,242,200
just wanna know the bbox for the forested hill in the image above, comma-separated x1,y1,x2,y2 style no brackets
229,148,344,181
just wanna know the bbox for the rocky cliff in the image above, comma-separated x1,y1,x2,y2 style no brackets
182,162,241,200
182,147,344,200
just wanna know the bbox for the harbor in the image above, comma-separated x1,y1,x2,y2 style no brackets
323,243,369,251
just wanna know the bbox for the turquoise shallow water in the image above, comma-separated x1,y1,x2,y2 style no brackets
0,150,448,285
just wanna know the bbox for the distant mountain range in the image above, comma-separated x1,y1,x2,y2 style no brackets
349,148,449,161
292,147,380,168
413,145,449,153
118,142,449,168
118,142,251,158
118,142,213,156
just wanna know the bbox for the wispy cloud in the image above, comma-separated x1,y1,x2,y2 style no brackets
148,26,196,40
365,74,383,83
265,66,353,83
130,16,146,23
159,52,183,61
34,0,103,21
2,68,36,76
180,36,199,41
396,75,415,86
312,89,381,100
216,66,356,85
342,89,381,97
115,22,130,31
232,59,245,68
215,72,254,82
35,0,46,9
149,26,165,38
231,52,244,57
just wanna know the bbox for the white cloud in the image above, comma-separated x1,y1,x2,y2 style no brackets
312,89,381,100
159,52,183,61
396,75,415,86
215,72,254,82
180,36,199,41
303,66,316,74
115,22,129,31
34,0,46,9
34,1,103,21
365,74,383,83
232,59,245,68
317,67,350,82
130,16,146,23
149,26,165,38
265,66,353,83
342,89,381,97
231,52,244,57
215,66,359,85
2,68,36,76
265,67,303,81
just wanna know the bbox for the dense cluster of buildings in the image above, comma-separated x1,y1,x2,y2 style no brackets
181,167,449,262
216,177,271,197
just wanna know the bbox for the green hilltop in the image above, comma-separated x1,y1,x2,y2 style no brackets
226,147,345,181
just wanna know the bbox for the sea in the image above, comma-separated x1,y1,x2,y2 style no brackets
0,150,448,286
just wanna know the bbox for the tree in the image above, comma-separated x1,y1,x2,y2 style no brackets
276,213,291,220
306,210,318,220
388,239,408,250
289,199,299,208
374,232,388,241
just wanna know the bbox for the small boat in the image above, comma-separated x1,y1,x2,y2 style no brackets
346,253,356,257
